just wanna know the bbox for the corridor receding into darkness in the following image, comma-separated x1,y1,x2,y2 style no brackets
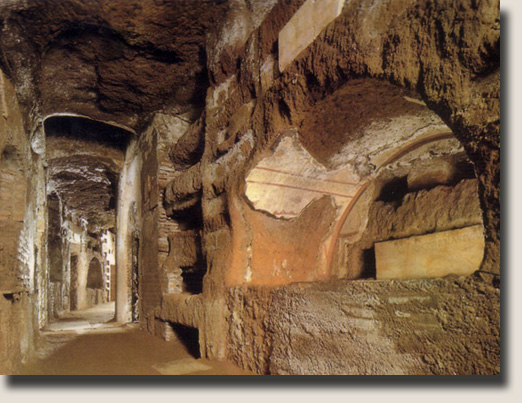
0,0,500,375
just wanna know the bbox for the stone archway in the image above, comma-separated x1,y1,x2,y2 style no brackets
326,133,484,280
236,77,487,287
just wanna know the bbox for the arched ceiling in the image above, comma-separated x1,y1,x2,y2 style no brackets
245,79,458,220
45,116,130,229
298,79,432,168
0,0,229,129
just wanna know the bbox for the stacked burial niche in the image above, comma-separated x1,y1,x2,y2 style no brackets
244,79,485,284
333,135,484,281
43,115,131,314
164,113,207,295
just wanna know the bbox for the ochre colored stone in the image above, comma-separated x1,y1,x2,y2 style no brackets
0,0,500,376
407,159,456,190
375,225,485,280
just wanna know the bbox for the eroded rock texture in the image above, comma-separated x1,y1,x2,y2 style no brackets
0,0,499,375
198,0,499,373
227,276,500,375
45,116,128,228
0,0,228,129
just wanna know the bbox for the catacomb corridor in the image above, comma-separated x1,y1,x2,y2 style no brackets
0,0,499,375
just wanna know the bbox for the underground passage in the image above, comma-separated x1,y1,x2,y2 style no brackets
0,0,500,375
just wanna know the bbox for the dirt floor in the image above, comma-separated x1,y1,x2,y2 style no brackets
16,303,253,375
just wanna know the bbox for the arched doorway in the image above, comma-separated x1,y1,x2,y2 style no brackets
43,114,136,323
87,257,104,306
238,78,485,287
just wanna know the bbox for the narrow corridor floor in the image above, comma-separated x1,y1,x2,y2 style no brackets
16,303,253,375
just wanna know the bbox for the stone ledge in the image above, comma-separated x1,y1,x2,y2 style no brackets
157,293,203,329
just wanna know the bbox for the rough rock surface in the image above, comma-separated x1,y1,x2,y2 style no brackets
0,0,229,130
45,117,129,228
298,79,430,167
369,179,482,240
227,275,500,375
0,68,37,374
340,179,483,280
169,113,206,171
0,0,500,376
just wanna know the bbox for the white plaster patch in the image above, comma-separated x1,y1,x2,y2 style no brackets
210,0,277,72
245,134,359,219
403,96,427,106
152,113,192,146
213,129,254,172
279,0,346,72
245,265,252,283
387,296,432,304
211,75,236,109
328,114,448,171
260,54,275,92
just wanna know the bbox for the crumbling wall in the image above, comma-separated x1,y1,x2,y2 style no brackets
47,193,72,319
226,275,500,375
0,292,34,374
195,0,500,371
0,70,40,373
0,70,29,298
0,0,499,376
339,176,484,280
150,0,500,373
137,121,160,322
203,0,499,271
138,112,205,332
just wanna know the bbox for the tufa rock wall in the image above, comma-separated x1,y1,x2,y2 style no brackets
0,70,39,374
195,0,500,372
226,275,500,375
